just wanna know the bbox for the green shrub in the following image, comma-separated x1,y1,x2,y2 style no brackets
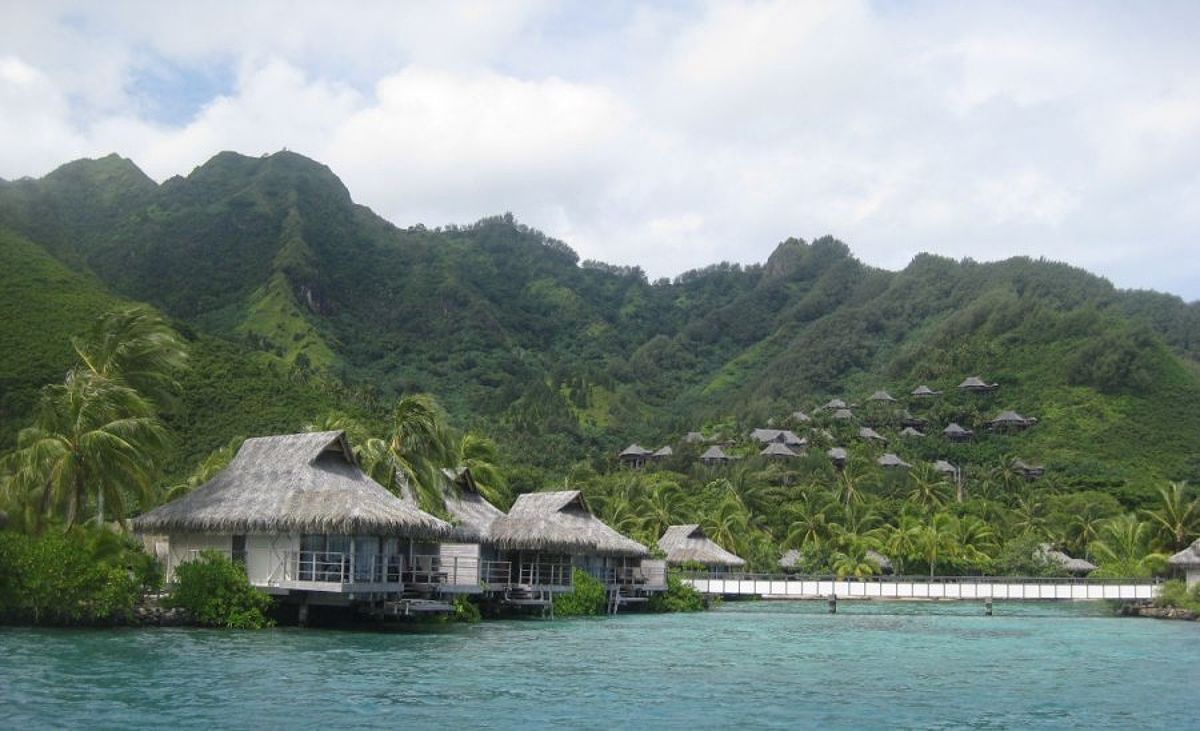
553,568,607,617
169,551,274,629
648,574,707,613
451,595,482,623
1153,579,1200,612
0,529,143,625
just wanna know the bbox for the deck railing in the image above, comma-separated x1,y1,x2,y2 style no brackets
514,559,574,588
283,551,405,585
587,561,668,588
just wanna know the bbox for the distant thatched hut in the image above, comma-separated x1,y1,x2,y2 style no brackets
832,408,854,421
778,548,804,572
821,398,848,411
911,385,942,398
760,442,798,459
866,549,894,574
1036,544,1096,576
867,390,897,403
858,426,887,443
489,491,664,596
899,410,927,428
958,376,999,393
684,431,707,444
791,410,812,423
1168,539,1200,588
700,445,732,466
828,447,848,469
619,444,652,468
658,524,746,573
989,410,1038,431
877,453,912,469
943,423,975,442
933,459,958,477
650,446,674,462
749,428,807,448
1012,460,1045,480
132,431,458,601
899,426,925,438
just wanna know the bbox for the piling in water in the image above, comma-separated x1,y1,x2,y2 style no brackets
828,595,837,614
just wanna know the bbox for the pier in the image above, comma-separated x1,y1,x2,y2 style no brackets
681,574,1161,602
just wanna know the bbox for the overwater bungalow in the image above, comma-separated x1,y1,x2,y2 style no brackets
877,453,912,469
760,442,798,459
858,426,887,443
132,431,461,614
988,410,1038,431
911,385,942,398
943,423,974,442
899,426,925,438
828,446,848,469
700,445,732,466
1168,539,1200,588
958,376,999,393
832,408,854,421
867,390,897,403
658,524,746,573
619,444,652,468
1037,545,1096,576
1013,459,1045,480
489,491,666,609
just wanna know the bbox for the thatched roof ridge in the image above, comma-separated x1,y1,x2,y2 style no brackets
828,447,848,460
943,423,973,436
867,390,896,402
858,426,887,442
489,490,649,557
1168,539,1200,568
684,431,707,443
877,453,911,468
1038,545,1096,574
439,468,506,537
958,376,998,390
760,442,798,457
651,446,674,457
933,459,958,474
751,428,783,443
779,548,803,569
791,410,811,423
822,398,847,410
832,408,854,420
620,443,652,457
899,426,925,437
701,445,730,460
658,524,746,568
911,385,941,397
133,431,456,539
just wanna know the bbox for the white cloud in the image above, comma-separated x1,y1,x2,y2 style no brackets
0,1,1199,299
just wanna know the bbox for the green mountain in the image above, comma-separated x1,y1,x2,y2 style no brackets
2,150,1199,499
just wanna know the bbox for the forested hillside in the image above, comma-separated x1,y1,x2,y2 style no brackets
3,151,1200,569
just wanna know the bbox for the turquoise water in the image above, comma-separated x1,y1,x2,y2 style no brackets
1,601,1196,729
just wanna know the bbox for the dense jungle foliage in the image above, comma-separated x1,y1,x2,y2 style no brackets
2,150,1199,578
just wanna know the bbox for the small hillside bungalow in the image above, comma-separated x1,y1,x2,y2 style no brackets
858,426,887,444
650,446,674,461
877,453,912,469
133,431,459,608
488,491,666,609
1013,460,1045,480
958,376,999,393
832,408,854,421
619,444,652,468
867,390,897,403
658,524,746,573
943,423,975,442
899,426,925,438
1036,544,1096,576
751,428,806,448
933,460,959,478
821,398,848,411
700,445,732,466
791,410,812,423
828,447,848,470
1168,539,1200,588
899,410,927,428
684,431,707,444
760,442,798,459
989,410,1038,431
911,385,942,398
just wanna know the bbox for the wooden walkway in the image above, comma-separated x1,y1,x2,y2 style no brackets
683,575,1161,601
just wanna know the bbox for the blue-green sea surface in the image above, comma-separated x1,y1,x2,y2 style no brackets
1,601,1196,730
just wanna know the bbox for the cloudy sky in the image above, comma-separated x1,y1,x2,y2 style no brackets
2,1,1198,299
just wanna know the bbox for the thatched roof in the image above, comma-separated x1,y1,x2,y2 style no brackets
778,548,803,569
858,426,887,443
760,442,798,458
489,491,648,557
990,410,1037,427
651,446,674,458
866,549,893,572
1013,459,1045,474
828,447,848,461
700,445,731,461
832,408,854,420
1168,539,1200,568
791,410,811,423
684,431,707,443
868,390,896,402
658,524,746,568
620,443,652,458
933,459,958,474
133,431,455,539
1038,545,1096,574
958,376,998,390
943,423,974,437
877,453,911,468
751,428,784,443
899,426,925,438
822,398,847,410
911,385,941,397
439,468,506,537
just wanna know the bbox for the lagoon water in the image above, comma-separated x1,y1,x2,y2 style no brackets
2,601,1196,730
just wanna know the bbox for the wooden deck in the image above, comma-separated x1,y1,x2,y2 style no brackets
683,574,1161,601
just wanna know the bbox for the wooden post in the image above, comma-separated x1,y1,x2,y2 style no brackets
984,599,993,616
298,598,309,627
828,594,837,614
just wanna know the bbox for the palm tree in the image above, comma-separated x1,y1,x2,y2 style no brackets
2,373,167,528
165,437,241,500
785,493,833,551
906,464,951,512
1088,514,1168,578
447,432,509,507
1143,481,1199,552
911,513,961,577
72,305,188,411
362,394,454,513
